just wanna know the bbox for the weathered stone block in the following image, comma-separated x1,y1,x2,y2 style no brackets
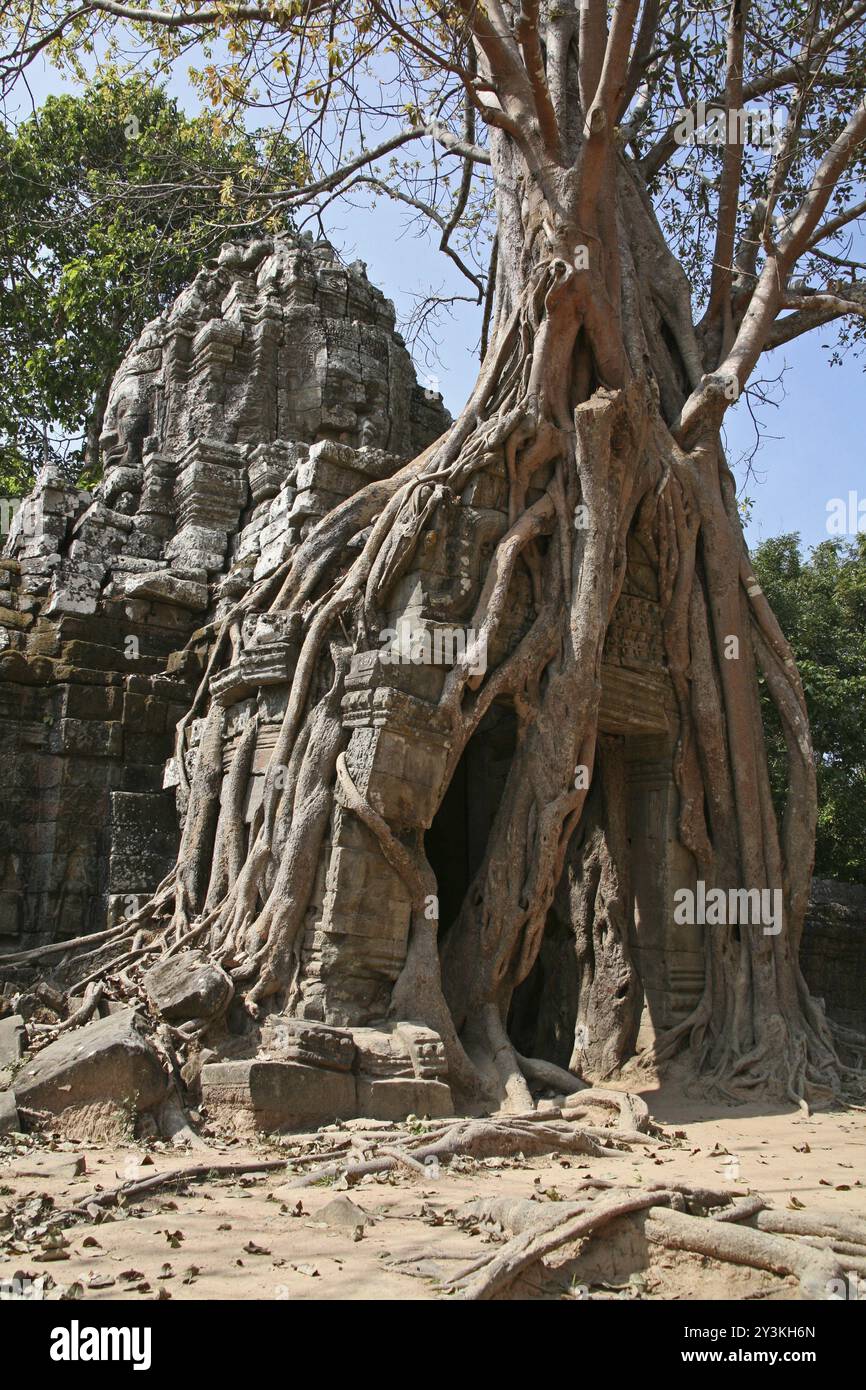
295,454,364,497
13,1009,166,1115
58,640,125,672
64,684,123,721
260,1017,356,1071
124,571,208,610
50,718,123,759
0,1014,25,1068
165,525,228,573
201,1059,357,1132
355,1077,453,1121
394,1022,449,1079
121,693,167,733
0,1089,20,1136
253,538,292,581
143,949,232,1023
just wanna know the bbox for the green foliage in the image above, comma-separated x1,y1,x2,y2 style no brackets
753,532,866,882
0,72,299,491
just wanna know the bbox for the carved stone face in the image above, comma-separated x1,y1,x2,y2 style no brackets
100,373,151,479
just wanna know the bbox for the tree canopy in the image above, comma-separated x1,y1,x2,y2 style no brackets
2,2,866,422
754,532,866,883
0,72,302,491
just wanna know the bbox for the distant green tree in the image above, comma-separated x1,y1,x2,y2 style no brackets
754,533,866,883
0,73,300,493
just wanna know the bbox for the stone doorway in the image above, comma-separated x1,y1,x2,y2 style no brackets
507,667,703,1074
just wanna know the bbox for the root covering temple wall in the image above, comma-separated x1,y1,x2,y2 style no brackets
0,233,861,1117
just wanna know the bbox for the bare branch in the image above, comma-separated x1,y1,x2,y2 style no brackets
765,284,866,349
578,0,607,116
807,197,866,250
619,0,661,120
702,0,750,359
516,0,561,159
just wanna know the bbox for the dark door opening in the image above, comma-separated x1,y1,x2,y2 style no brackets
424,701,517,945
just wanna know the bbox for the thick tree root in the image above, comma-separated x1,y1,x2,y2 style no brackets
561,1086,652,1132
515,1052,588,1095
449,1185,861,1300
752,1208,866,1247
60,1159,292,1221
284,1115,617,1190
451,1190,683,1299
643,1207,847,1300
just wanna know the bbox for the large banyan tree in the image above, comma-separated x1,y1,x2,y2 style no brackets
5,0,866,1109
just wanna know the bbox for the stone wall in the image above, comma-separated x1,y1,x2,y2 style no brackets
800,879,866,1034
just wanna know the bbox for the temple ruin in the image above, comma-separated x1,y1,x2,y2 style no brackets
0,234,855,1131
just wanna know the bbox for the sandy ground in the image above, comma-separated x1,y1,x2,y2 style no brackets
1,1084,864,1302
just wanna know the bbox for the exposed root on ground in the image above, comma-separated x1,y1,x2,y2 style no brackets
450,1181,866,1300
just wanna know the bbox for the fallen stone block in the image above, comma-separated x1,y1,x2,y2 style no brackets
7,1151,86,1179
355,1077,453,1122
142,949,232,1024
201,1059,357,1132
0,1089,20,1136
13,1009,166,1117
0,1014,25,1068
318,1195,370,1233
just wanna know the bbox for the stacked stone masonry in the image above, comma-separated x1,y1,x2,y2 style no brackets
0,233,448,952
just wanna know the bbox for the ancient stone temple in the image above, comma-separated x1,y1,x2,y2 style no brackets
0,234,446,948
0,230,784,1128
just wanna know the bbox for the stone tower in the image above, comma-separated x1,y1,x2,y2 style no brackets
0,233,447,952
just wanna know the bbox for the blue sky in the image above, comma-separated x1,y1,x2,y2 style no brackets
9,59,865,555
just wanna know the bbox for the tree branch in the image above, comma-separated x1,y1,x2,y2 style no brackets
702,0,750,359
516,0,562,159
578,0,607,116
764,284,866,349
619,0,661,120
676,95,866,440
